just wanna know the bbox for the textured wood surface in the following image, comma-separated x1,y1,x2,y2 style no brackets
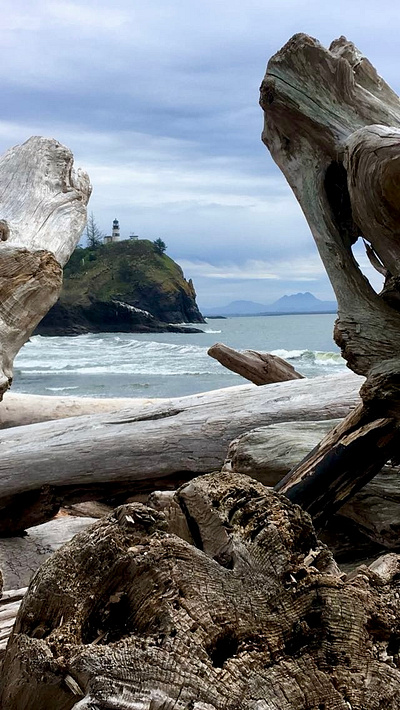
208,342,303,384
0,517,96,590
225,419,400,549
261,36,400,521
0,137,90,398
2,472,400,709
261,35,400,376
0,373,361,532
0,392,159,429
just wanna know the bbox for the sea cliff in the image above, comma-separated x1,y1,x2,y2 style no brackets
36,240,205,335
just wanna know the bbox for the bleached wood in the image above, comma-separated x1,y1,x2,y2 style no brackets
0,392,161,429
208,342,303,384
0,373,361,532
260,35,400,376
260,36,400,524
0,588,27,659
0,517,96,590
0,136,90,398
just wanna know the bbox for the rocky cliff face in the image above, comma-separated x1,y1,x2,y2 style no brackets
36,240,205,335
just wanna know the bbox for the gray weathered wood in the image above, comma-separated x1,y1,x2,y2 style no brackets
0,517,96,590
0,373,361,532
0,588,27,660
261,34,400,376
261,36,400,523
2,472,400,709
0,137,90,399
208,342,304,384
0,392,158,429
225,419,400,549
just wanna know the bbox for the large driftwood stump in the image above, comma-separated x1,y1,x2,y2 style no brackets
2,472,400,709
261,36,400,518
0,137,90,398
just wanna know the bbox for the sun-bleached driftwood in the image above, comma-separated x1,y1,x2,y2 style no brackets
0,392,162,429
261,35,400,376
0,588,26,661
225,420,400,549
225,419,341,484
3,471,400,709
0,137,90,399
0,517,96,591
208,342,303,384
261,37,400,523
0,373,361,533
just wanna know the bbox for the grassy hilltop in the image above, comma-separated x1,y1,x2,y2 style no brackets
36,239,205,335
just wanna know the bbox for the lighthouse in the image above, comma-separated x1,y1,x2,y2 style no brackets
112,218,120,242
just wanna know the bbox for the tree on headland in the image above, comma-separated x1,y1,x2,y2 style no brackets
153,238,167,255
85,212,104,249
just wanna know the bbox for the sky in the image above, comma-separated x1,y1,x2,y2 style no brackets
1,1,397,308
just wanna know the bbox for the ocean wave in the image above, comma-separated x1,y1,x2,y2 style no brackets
25,367,218,376
271,348,344,367
204,329,222,334
45,386,79,392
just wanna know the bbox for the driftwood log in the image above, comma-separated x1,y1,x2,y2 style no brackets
0,392,159,429
0,517,96,591
3,472,400,709
225,419,400,550
0,137,90,399
208,342,303,384
261,35,400,521
0,588,26,661
0,373,361,533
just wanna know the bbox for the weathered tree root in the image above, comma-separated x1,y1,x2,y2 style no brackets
2,472,400,709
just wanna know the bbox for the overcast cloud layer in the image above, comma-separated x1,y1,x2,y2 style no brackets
1,1,397,307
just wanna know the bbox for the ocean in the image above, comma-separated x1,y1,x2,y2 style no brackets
12,313,346,399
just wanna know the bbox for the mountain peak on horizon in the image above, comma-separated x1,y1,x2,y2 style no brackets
203,292,337,316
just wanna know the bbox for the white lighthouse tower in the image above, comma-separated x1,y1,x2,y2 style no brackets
112,218,120,242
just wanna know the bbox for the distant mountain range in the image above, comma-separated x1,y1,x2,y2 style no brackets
203,292,337,317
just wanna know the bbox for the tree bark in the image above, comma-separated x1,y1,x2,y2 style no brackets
0,137,90,398
208,342,304,384
0,373,361,533
2,472,400,709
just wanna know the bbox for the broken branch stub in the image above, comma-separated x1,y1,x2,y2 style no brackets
208,342,303,384
260,34,400,376
0,136,90,398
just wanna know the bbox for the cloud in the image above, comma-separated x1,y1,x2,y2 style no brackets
0,0,399,308
179,256,324,282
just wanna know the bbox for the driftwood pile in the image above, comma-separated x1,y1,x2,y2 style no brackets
2,33,400,709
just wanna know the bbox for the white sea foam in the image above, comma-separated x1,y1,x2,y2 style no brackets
45,386,79,392
15,314,344,398
271,348,344,367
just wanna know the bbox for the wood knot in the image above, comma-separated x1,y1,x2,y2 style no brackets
0,220,9,241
